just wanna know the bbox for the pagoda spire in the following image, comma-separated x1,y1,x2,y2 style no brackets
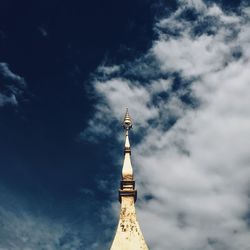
110,109,149,250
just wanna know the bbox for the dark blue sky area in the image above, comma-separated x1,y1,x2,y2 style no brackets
0,0,157,196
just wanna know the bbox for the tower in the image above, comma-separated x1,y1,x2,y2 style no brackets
110,109,149,250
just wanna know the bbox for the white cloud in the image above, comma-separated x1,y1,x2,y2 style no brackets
0,63,26,86
94,78,158,128
97,65,120,76
178,0,207,12
0,93,18,106
81,78,160,141
83,1,250,249
0,62,27,107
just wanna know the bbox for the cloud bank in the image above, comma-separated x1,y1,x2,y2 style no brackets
84,1,250,249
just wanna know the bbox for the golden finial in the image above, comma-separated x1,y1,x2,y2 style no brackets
123,108,132,130
121,108,133,181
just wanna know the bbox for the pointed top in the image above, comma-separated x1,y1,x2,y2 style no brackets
122,108,133,181
123,108,132,130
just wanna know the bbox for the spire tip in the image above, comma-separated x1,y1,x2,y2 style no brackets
123,108,132,130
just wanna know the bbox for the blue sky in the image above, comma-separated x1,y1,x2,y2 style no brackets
1,0,250,249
